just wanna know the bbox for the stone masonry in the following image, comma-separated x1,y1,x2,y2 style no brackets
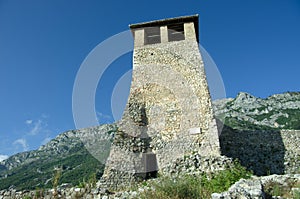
101,15,220,190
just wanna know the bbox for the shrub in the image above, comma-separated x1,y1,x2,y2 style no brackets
140,161,252,199
264,180,300,198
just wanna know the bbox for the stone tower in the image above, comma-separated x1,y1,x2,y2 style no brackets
102,15,220,189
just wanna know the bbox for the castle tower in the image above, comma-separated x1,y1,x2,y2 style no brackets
102,15,220,189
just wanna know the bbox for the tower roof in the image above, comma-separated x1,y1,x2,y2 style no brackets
129,14,199,42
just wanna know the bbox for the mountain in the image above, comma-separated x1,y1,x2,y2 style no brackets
213,91,300,130
0,91,299,191
0,124,117,190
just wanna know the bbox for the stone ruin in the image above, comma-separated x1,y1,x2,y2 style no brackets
101,15,221,189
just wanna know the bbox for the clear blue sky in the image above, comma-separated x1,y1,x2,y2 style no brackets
0,0,299,159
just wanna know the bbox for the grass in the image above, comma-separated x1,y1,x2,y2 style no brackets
139,161,252,199
264,180,300,199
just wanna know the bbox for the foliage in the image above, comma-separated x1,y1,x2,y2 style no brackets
223,108,300,130
224,117,275,130
0,147,104,191
264,180,300,198
88,172,97,188
52,168,62,189
34,188,44,198
140,161,252,199
275,109,300,130
252,111,276,121
52,168,62,198
70,169,98,189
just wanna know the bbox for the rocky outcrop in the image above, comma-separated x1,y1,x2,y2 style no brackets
213,92,300,130
212,174,300,199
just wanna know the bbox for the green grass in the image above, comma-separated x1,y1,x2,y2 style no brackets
140,161,252,199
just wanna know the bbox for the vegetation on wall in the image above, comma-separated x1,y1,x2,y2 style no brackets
139,161,252,199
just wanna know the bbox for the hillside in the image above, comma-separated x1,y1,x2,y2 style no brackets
0,91,299,191
0,124,117,190
213,91,300,130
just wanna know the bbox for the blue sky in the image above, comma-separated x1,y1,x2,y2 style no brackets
0,0,299,159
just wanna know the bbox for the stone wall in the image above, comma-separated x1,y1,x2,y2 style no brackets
220,128,300,175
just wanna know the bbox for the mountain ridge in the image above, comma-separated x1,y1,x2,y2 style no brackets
213,91,300,130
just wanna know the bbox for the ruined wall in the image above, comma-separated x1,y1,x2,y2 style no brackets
220,129,300,175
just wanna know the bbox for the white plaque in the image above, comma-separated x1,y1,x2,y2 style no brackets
189,127,201,135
